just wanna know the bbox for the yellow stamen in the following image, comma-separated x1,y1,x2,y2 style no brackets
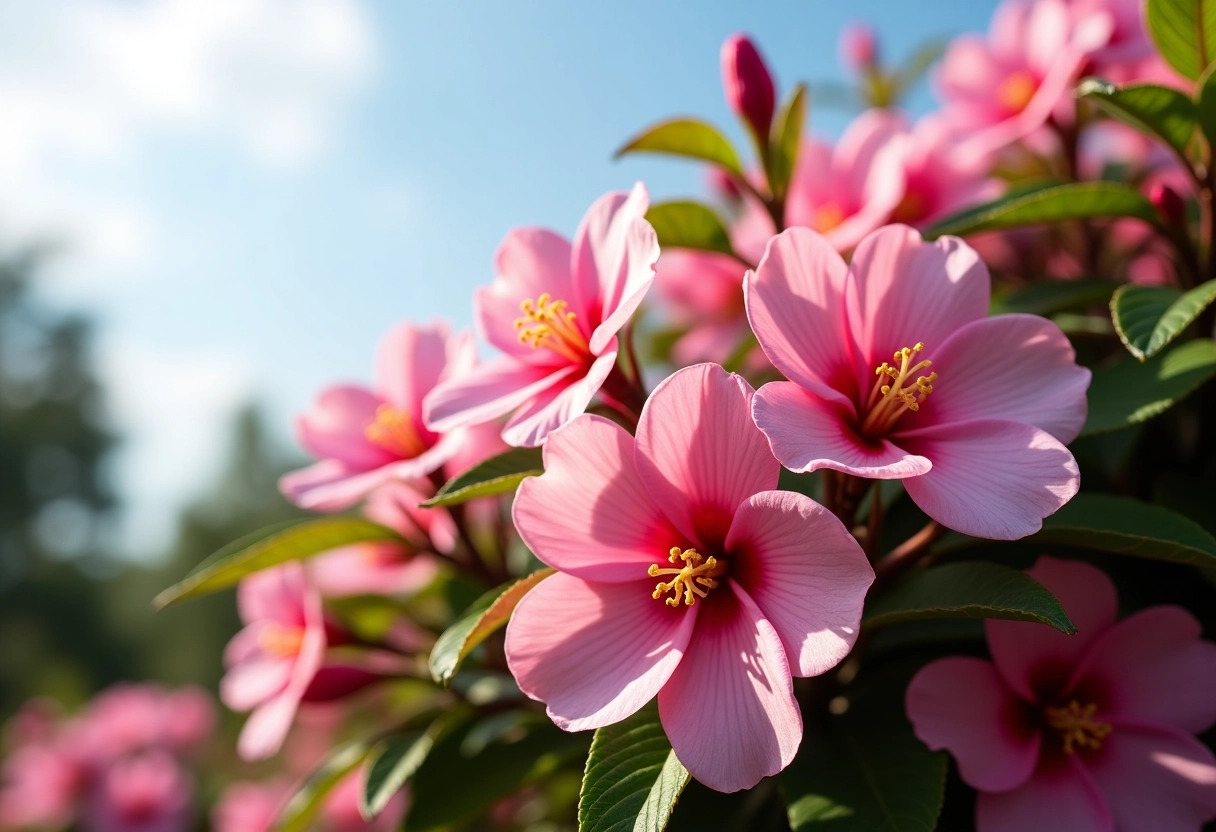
365,404,427,459
813,203,846,233
259,623,305,658
1044,701,1112,755
998,70,1037,113
648,547,726,607
514,293,590,363
859,342,938,437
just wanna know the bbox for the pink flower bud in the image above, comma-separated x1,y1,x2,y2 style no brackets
1149,181,1186,227
840,23,878,71
721,34,776,140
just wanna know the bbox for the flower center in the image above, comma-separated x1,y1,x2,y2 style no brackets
998,70,1037,114
365,404,427,459
813,203,846,233
859,342,938,437
1044,700,1112,755
514,293,590,363
648,547,727,607
259,623,305,658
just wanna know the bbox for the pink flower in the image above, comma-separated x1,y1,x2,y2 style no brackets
77,684,215,763
907,557,1216,831
654,249,751,365
505,363,874,792
746,224,1088,539
888,114,1001,229
0,739,83,830
424,184,659,447
280,321,475,511
221,564,327,761
937,0,1113,164
82,751,192,832
839,23,878,72
721,34,777,141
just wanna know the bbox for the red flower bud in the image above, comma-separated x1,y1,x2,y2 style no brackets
1149,182,1186,228
840,23,878,72
721,34,776,141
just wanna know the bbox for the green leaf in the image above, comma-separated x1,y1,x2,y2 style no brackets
1082,337,1216,434
1146,0,1216,81
990,278,1117,316
863,562,1075,633
1076,78,1198,160
1034,492,1216,566
421,447,543,507
275,741,370,832
766,83,808,201
925,182,1158,238
615,119,746,180
361,719,451,820
155,518,403,609
1111,280,1216,360
578,704,690,832
428,569,554,684
644,201,736,258
1196,63,1216,149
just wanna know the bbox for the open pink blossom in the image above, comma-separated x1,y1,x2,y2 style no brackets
907,557,1216,831
747,224,1088,539
888,114,1000,229
937,0,1112,164
221,564,327,761
76,684,215,763
505,363,873,792
83,751,192,832
424,183,659,447
280,321,475,511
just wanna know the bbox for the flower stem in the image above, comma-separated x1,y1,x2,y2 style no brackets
872,520,944,588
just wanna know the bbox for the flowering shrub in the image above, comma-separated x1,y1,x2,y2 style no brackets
11,0,1216,829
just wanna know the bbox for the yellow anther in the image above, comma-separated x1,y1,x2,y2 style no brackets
513,293,589,363
365,404,427,459
998,70,1037,113
859,342,938,437
648,547,726,607
1044,701,1112,755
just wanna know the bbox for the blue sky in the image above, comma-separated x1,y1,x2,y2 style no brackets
1,0,999,556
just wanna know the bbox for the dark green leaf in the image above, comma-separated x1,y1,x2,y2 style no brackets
863,562,1075,633
1146,0,1216,81
925,182,1158,238
644,201,736,258
428,569,554,685
767,83,808,201
1111,280,1216,360
615,119,746,180
1082,337,1216,434
1076,78,1198,159
579,703,690,832
275,741,370,832
990,278,1117,316
1197,63,1216,149
361,719,451,820
1034,492,1216,566
155,518,403,609
421,447,543,507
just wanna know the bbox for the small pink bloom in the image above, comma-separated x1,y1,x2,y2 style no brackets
212,779,291,832
221,564,327,761
839,23,878,71
721,34,777,140
888,114,1001,229
424,184,659,447
309,538,438,599
907,557,1216,831
747,224,1088,539
77,684,216,763
0,740,83,830
505,363,873,792
937,0,1113,164
280,321,475,511
82,751,192,832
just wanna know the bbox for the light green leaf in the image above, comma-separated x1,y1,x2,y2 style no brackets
155,518,403,609
615,119,746,180
766,83,808,201
925,182,1158,238
645,201,736,258
1076,78,1198,159
863,562,1075,633
275,742,370,832
428,569,554,685
1034,492,1216,566
1082,337,1216,434
578,704,690,832
1146,0,1216,81
361,719,451,820
1111,280,1216,360
421,447,543,507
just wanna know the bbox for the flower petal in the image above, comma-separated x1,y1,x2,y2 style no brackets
374,322,462,415
976,755,1114,832
500,348,618,447
744,227,856,406
513,414,681,582
590,219,659,355
926,314,1090,443
221,656,292,712
751,381,932,477
897,419,1079,540
635,364,779,549
504,572,696,731
1086,725,1216,832
658,584,800,792
986,557,1118,702
1072,606,1216,735
725,491,872,676
478,228,578,358
846,225,990,369
572,183,653,350
295,386,395,470
423,357,575,434
906,657,1041,792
